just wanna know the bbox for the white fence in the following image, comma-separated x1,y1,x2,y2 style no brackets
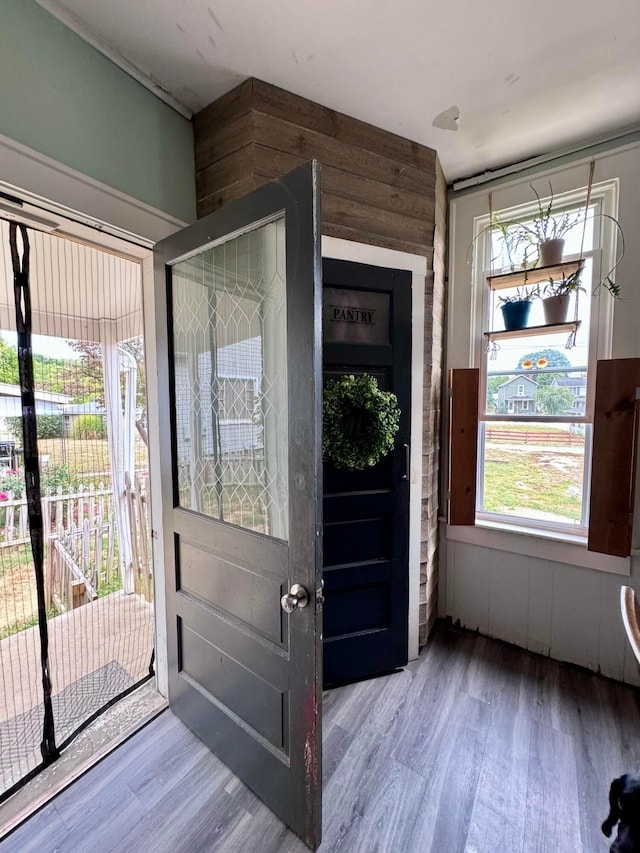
0,484,113,549
0,477,151,612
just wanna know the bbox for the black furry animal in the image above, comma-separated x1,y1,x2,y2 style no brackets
602,774,640,852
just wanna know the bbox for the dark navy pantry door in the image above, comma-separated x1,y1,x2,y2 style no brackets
322,257,411,686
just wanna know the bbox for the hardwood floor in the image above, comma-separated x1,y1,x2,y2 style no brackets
2,621,640,852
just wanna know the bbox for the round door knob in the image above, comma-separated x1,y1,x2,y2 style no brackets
280,583,310,613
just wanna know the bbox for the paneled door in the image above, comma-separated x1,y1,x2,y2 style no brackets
154,164,323,849
322,258,411,685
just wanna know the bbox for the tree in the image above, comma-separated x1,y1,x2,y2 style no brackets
486,375,506,412
0,336,18,385
516,348,571,388
66,338,148,445
72,414,106,439
536,385,573,415
33,353,72,394
5,414,63,440
63,341,103,402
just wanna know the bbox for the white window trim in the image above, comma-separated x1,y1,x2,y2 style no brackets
447,520,630,576
470,180,618,543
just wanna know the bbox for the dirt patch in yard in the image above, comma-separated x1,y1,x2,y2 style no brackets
0,553,38,638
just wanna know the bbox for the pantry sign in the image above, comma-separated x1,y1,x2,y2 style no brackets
323,287,390,345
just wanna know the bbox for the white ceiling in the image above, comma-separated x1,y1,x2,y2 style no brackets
38,0,640,182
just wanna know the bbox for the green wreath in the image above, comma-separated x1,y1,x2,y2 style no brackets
323,374,400,471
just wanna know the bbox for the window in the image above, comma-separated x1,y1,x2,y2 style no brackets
471,182,617,537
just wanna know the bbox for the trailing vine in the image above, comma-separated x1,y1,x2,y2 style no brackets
323,374,400,471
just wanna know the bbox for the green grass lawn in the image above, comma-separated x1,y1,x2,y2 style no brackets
482,446,584,522
39,437,148,479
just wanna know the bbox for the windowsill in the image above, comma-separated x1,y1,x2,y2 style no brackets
446,517,631,576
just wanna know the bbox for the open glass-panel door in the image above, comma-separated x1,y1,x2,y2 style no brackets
153,163,322,849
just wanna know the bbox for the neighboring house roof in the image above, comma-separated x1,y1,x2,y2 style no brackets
497,375,538,390
0,382,71,405
503,394,536,401
552,376,586,388
63,401,104,415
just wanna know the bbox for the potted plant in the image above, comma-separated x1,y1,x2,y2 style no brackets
541,269,585,324
490,215,537,273
518,182,584,266
498,287,536,331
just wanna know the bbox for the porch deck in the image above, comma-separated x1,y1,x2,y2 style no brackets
0,592,153,792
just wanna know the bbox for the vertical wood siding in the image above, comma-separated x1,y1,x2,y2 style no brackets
193,78,443,647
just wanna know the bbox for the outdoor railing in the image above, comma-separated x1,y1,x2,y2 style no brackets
485,429,585,445
47,536,99,612
0,484,113,548
125,473,152,603
0,478,151,613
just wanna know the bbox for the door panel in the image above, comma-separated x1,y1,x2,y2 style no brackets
154,163,322,849
322,258,411,686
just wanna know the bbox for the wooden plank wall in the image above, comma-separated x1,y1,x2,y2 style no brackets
194,78,437,257
419,158,447,644
194,78,441,646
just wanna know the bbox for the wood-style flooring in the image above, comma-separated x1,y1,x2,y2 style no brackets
2,621,640,852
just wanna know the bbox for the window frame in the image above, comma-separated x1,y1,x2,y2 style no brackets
470,180,619,539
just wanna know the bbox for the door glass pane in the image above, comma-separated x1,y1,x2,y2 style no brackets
171,218,288,540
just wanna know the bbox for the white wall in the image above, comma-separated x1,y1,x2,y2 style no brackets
444,140,640,685
0,0,195,223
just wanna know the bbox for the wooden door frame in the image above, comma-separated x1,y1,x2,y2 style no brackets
322,236,426,661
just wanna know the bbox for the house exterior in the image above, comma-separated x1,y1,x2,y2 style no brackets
0,382,70,439
551,375,587,416
61,400,105,435
496,374,537,414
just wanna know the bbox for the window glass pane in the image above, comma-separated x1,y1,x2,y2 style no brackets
171,218,288,540
485,257,593,417
486,367,587,416
489,257,593,338
479,421,586,526
489,204,594,270
479,197,602,532
560,207,595,255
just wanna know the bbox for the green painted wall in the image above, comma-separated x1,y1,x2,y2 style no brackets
0,0,196,222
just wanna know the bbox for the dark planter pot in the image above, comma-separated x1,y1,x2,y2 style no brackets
501,300,532,331
542,294,570,324
539,238,565,266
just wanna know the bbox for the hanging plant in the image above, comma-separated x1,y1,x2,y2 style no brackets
323,374,400,471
